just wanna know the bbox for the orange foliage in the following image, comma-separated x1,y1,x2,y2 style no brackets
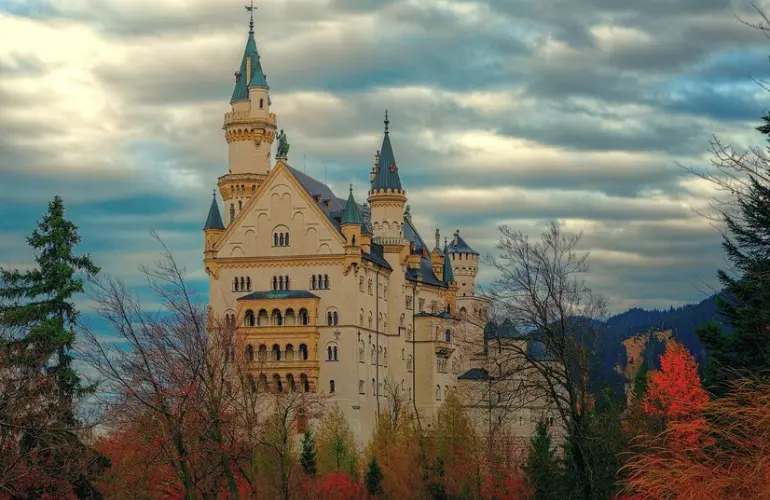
624,378,770,500
642,341,709,421
480,466,531,500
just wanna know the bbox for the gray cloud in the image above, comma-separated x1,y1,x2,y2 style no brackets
1,0,767,313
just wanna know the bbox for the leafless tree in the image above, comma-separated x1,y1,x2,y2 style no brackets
468,222,608,499
80,233,245,500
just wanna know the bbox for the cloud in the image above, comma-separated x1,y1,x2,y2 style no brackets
2,0,768,315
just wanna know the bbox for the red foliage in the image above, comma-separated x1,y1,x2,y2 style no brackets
316,473,362,500
642,341,709,421
481,467,531,500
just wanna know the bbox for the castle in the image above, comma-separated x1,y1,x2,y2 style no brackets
202,11,490,443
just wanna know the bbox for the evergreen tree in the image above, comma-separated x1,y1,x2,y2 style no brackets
523,420,562,499
0,196,102,497
697,114,770,391
365,456,383,498
633,362,649,401
299,428,317,476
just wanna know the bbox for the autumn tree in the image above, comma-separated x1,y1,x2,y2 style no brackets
316,404,357,477
0,196,104,498
81,233,245,500
624,377,770,499
642,341,709,422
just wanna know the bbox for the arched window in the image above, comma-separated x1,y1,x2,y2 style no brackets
300,374,309,393
246,277,251,291
259,98,264,109
299,344,308,360
407,326,412,340
352,235,356,246
285,276,290,290
327,312,333,326
359,309,364,326
359,276,364,292
333,311,338,325
368,313,373,329
239,277,245,291
233,277,239,291
285,344,295,361
284,233,290,246
368,280,373,294
272,344,281,361
259,374,268,392
273,374,282,393
372,378,376,396
311,275,316,289
445,329,452,343
238,200,243,211
279,233,284,246
299,309,309,326
274,233,279,247
358,342,365,362
324,275,329,289
407,355,413,373
271,309,282,326
333,346,338,361
436,385,441,401
444,386,449,399
245,344,254,361
272,276,278,291
287,375,296,392
330,380,335,393
358,380,365,394
244,310,255,327
401,348,405,360
327,345,333,361
258,344,267,361
400,314,405,327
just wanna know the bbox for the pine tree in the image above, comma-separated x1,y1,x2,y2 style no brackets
523,420,562,499
364,456,383,498
697,114,770,391
0,196,102,497
300,428,317,476
633,362,649,401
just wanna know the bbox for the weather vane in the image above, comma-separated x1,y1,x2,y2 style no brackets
245,1,256,33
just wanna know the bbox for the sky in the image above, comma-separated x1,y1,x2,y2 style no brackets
2,0,770,316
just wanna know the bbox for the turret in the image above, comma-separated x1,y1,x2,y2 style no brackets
446,229,479,297
219,7,277,224
341,185,364,273
430,228,445,277
367,111,407,248
203,191,225,272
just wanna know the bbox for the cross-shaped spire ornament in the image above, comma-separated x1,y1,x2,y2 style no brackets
245,0,256,34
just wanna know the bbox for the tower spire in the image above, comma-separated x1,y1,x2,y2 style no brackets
384,110,390,134
246,1,255,35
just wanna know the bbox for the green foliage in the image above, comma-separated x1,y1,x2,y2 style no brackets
698,116,770,390
0,196,103,497
523,420,562,499
364,456,383,497
562,385,628,500
316,404,358,477
0,196,100,417
633,362,649,401
300,428,317,476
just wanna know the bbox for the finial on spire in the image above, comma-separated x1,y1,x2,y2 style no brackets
435,228,440,250
384,110,390,134
245,1,256,35
212,189,217,198
349,183,353,194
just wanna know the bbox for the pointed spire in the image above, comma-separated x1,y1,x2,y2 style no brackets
435,228,440,250
443,241,455,284
342,184,364,225
204,191,225,230
371,111,403,191
231,3,268,102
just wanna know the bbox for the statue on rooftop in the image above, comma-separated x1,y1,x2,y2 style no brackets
276,129,290,159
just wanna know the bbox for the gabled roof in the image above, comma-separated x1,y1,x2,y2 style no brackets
237,290,319,301
203,194,225,230
371,112,402,191
447,230,479,255
458,367,493,380
403,216,444,287
231,21,269,102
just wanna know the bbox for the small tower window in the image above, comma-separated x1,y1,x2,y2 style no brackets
259,98,264,109
238,200,242,211
230,203,235,223
330,380,335,393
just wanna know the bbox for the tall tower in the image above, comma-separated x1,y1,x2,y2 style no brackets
219,6,278,225
367,112,407,246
